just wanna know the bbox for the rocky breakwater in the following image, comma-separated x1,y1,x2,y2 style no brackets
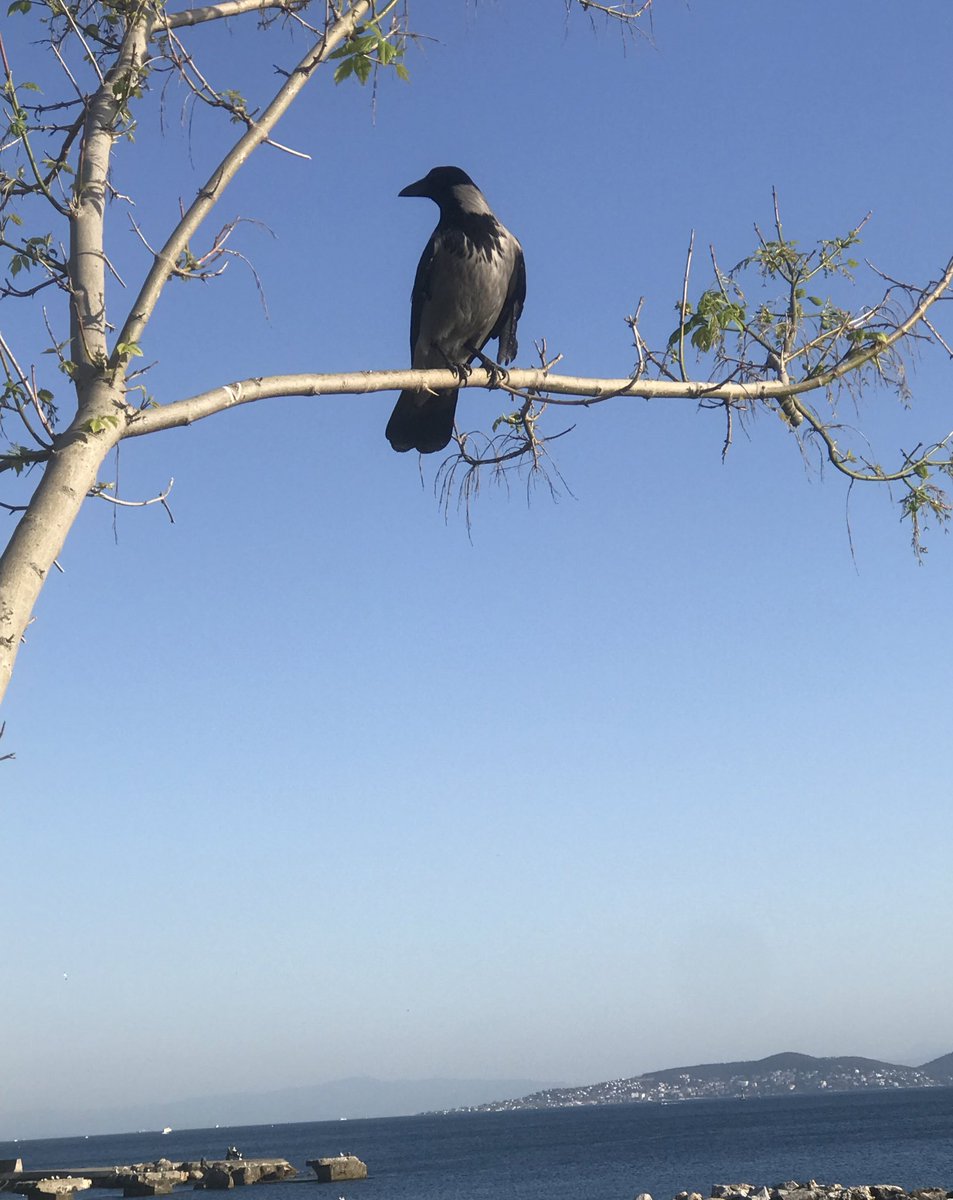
0,1157,296,1200
6,1178,93,1200
104,1160,191,1197
192,1161,297,1191
636,1183,953,1200
94,1159,296,1196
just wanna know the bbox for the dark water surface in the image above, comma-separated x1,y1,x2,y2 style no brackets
4,1089,953,1200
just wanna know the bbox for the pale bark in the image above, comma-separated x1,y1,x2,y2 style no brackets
120,368,817,439
0,387,124,702
163,0,299,28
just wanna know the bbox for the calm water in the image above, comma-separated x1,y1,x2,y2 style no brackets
4,1090,953,1200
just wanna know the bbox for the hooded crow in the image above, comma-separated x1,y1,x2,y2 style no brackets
386,165,526,454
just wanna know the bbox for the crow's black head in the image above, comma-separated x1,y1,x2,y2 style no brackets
399,166,477,200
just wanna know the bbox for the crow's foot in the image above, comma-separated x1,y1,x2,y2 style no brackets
435,346,473,383
468,346,510,389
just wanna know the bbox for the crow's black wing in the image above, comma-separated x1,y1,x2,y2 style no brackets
388,226,459,454
489,244,526,364
408,230,440,357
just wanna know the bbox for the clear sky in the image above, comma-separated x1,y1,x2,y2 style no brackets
3,1,953,1140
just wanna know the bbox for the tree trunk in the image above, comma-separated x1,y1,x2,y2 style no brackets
0,397,122,705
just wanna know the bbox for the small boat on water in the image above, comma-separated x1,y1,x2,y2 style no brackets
161,1127,172,1135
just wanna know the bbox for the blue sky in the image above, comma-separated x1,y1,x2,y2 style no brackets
3,2,953,1138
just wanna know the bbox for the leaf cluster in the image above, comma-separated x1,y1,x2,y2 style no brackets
647,205,953,554
330,18,409,85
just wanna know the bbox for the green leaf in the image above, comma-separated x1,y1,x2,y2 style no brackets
81,413,121,435
7,0,32,15
333,58,354,84
3,445,33,475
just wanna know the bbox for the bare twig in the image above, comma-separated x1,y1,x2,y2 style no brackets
0,334,54,449
573,0,653,22
676,229,695,382
89,477,176,522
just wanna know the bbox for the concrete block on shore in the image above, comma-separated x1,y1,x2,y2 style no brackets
306,1156,368,1184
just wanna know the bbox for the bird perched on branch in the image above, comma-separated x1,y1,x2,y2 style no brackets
386,165,526,454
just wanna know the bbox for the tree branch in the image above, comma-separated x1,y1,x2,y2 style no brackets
120,367,772,440
790,253,953,396
114,349,928,433
162,0,304,28
572,0,653,22
112,0,374,362
69,6,155,376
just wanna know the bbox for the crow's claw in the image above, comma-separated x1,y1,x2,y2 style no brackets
468,346,510,389
436,346,472,383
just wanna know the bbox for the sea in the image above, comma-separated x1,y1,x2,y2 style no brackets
3,1089,953,1200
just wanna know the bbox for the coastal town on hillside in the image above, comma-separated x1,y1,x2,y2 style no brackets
458,1051,953,1113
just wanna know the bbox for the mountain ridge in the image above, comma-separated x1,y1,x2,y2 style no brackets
457,1051,953,1112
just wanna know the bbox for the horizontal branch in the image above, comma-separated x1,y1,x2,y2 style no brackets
123,366,834,439
163,0,301,28
120,251,953,440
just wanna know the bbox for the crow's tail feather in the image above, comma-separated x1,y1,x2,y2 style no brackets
385,388,459,454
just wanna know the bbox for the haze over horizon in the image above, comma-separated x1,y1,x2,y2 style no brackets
6,1047,953,1141
4,2,953,1146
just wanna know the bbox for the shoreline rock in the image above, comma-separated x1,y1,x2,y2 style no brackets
639,1183,953,1200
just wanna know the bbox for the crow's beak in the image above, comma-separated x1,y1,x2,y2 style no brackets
398,176,429,198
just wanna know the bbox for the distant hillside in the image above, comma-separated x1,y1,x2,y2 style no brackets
919,1051,953,1084
460,1051,952,1113
640,1051,910,1085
